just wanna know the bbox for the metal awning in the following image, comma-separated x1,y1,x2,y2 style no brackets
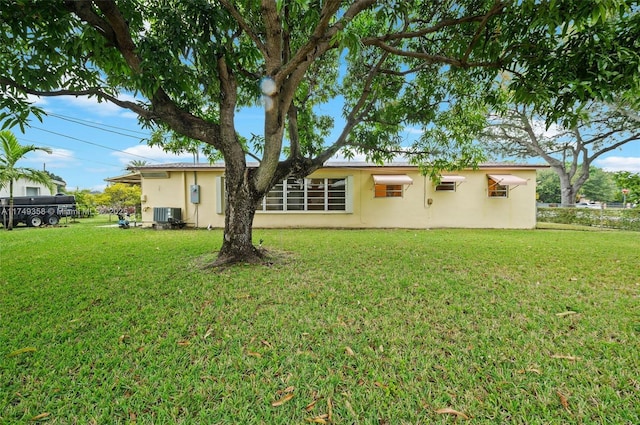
488,174,528,186
440,175,466,183
372,175,414,185
104,172,141,185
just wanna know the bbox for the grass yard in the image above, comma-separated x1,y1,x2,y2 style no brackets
1,221,639,424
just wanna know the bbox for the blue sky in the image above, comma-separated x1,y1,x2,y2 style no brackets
11,95,640,192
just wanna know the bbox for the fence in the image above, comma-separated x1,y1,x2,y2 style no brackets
537,207,640,231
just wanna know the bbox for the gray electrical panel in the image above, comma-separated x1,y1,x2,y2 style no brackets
190,185,200,204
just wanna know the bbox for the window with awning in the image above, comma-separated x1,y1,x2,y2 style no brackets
436,175,466,191
372,175,414,185
487,174,527,198
487,174,528,186
373,175,413,198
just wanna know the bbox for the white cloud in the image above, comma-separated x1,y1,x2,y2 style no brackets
112,144,198,165
530,118,564,139
595,156,640,173
23,92,142,121
57,93,141,118
89,183,108,192
26,94,47,106
29,92,143,121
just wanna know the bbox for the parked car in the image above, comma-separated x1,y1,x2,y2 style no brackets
576,202,601,209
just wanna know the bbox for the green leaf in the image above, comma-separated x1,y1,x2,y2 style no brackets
7,346,36,357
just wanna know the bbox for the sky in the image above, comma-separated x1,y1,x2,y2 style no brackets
10,94,640,192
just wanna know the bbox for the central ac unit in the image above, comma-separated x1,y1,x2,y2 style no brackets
153,207,182,223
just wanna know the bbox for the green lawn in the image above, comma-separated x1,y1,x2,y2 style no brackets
1,221,639,424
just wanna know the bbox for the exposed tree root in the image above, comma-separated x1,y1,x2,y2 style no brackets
197,247,294,270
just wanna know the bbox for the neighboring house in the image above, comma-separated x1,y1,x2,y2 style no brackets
0,177,65,197
111,162,545,229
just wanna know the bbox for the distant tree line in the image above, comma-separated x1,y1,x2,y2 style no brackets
537,168,639,206
68,183,142,217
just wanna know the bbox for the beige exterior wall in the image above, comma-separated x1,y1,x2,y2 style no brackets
0,178,58,197
139,165,539,229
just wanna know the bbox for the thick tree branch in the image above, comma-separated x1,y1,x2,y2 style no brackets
65,0,142,72
462,0,506,61
363,39,503,68
278,0,374,81
587,132,640,162
218,0,267,57
261,0,283,72
0,76,154,118
62,1,228,150
312,52,391,166
363,12,497,45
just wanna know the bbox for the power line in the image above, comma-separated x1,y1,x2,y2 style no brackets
16,136,124,168
30,126,160,162
47,112,151,139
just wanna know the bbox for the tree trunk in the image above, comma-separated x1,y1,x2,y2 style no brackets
210,54,268,265
554,166,576,207
215,173,263,266
6,180,14,230
554,161,590,207
559,178,577,207
208,154,263,267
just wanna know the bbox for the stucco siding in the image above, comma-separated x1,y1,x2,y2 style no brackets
138,164,539,229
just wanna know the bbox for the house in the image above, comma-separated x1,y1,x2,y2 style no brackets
115,162,544,229
0,177,66,198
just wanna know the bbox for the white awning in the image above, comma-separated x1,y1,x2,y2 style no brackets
372,175,414,185
488,174,528,186
440,175,466,183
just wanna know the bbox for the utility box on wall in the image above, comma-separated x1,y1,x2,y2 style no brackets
190,185,200,204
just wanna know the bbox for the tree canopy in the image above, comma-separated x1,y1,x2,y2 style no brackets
95,183,141,212
613,171,640,205
536,167,620,204
1,0,638,262
481,101,640,206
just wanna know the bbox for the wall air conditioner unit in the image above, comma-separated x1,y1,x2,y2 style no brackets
153,207,182,223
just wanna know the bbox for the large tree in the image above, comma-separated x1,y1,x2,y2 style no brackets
0,130,54,230
481,102,640,206
1,1,638,263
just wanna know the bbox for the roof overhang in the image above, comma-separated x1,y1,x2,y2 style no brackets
488,174,528,186
105,172,141,185
372,174,414,185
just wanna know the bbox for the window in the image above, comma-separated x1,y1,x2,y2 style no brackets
488,177,509,198
25,187,40,196
372,175,413,198
487,174,527,198
258,177,348,212
435,175,465,192
375,184,403,198
264,181,284,210
435,181,456,191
